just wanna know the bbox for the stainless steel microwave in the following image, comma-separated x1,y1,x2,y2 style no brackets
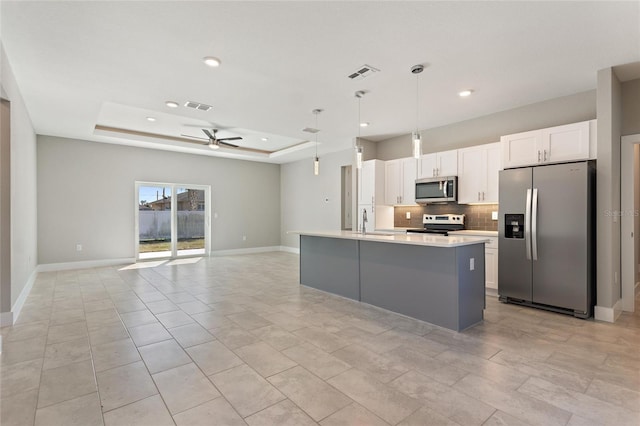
415,176,457,204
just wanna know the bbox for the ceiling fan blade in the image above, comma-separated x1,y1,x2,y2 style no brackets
202,129,214,139
180,134,208,141
219,141,239,148
218,137,243,141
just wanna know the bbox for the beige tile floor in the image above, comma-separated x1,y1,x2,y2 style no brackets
1,251,639,425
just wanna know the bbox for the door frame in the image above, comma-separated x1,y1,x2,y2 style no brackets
134,181,211,260
621,133,640,312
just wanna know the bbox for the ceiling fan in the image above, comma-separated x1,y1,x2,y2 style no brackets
201,129,242,150
183,129,242,149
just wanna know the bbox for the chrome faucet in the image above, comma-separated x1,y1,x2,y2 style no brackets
361,208,368,234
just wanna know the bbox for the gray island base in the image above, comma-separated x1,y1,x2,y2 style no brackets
299,233,486,332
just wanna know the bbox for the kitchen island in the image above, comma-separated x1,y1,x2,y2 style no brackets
297,231,488,331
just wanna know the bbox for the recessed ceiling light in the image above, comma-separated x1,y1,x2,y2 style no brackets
360,122,370,127
203,56,221,67
146,117,156,122
261,137,268,142
165,101,179,108
458,89,474,97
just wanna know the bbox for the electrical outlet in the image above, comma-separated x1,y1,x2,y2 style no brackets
76,244,82,252
470,258,475,271
491,211,498,221
406,212,411,220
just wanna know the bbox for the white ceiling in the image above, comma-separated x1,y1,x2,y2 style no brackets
2,1,639,164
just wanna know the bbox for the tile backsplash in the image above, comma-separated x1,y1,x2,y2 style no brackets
394,203,499,231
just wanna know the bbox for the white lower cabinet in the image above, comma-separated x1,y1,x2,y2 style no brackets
485,237,498,293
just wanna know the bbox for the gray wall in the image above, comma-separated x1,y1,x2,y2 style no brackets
622,78,640,136
597,67,623,311
37,136,281,264
281,148,353,248
1,43,38,310
376,90,597,160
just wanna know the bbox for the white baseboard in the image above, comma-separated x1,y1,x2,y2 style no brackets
37,258,135,272
279,246,300,254
10,268,38,324
594,298,624,323
485,287,498,298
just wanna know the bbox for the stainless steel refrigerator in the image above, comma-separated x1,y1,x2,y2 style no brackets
498,161,595,318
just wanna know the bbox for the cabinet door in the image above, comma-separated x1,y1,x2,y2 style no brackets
359,160,375,205
384,160,401,205
542,121,590,163
438,149,458,176
501,130,542,168
401,158,418,204
485,247,498,290
418,154,437,178
484,143,501,203
457,146,484,204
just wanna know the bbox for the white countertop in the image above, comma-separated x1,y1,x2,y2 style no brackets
448,230,498,237
292,230,490,248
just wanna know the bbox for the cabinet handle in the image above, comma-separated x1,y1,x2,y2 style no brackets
482,191,485,201
538,150,541,162
399,196,403,203
478,192,481,201
433,168,436,177
544,149,547,161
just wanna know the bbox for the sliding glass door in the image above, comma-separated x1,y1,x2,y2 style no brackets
136,182,210,260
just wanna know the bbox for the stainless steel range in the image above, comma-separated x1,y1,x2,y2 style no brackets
406,214,465,236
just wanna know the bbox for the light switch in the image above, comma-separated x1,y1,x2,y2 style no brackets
491,211,498,220
405,212,411,220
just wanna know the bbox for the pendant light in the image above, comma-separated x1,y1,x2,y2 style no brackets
355,91,365,169
312,108,322,175
411,64,424,159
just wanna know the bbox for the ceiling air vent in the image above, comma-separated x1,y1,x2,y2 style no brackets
184,101,213,112
347,64,380,80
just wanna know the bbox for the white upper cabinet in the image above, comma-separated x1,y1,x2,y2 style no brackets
401,158,417,205
418,149,458,178
358,159,385,206
457,142,501,204
385,158,418,205
385,160,401,205
501,120,593,169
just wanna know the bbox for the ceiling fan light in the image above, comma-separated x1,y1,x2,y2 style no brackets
208,142,219,150
203,56,221,67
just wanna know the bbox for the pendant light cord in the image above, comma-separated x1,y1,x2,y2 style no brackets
415,73,419,133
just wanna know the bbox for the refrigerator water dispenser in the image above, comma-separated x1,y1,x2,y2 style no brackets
504,214,524,239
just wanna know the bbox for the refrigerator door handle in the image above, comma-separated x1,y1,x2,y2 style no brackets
532,188,539,261
525,188,532,260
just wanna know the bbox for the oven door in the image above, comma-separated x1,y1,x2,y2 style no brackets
415,177,457,204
